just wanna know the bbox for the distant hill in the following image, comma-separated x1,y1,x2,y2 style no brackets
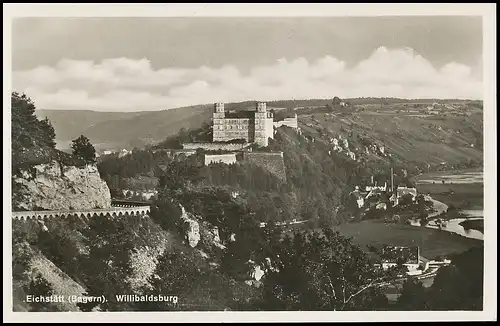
36,98,482,151
37,105,213,150
36,110,142,143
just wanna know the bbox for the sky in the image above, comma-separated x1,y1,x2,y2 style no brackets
11,16,483,112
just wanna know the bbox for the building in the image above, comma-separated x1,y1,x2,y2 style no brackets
274,113,298,130
397,186,417,200
350,186,365,208
389,186,418,206
366,181,388,192
118,149,132,158
212,102,274,147
380,246,421,275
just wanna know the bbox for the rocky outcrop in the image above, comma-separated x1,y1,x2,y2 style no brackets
13,160,111,211
200,223,226,250
184,220,201,248
127,244,167,291
179,205,201,248
178,205,227,250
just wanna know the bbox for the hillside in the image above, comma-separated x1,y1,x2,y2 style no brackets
297,111,483,167
35,97,483,152
37,105,214,150
12,93,484,312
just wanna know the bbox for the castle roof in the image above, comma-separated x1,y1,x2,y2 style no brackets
225,110,256,119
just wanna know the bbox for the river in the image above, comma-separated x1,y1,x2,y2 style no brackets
411,170,484,241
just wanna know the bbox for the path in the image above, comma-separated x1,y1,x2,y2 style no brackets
424,195,448,218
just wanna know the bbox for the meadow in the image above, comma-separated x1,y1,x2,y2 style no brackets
414,169,483,210
336,220,482,260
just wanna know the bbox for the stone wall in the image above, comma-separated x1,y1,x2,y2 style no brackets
243,152,287,182
182,142,251,151
152,149,197,157
204,153,238,166
213,118,254,143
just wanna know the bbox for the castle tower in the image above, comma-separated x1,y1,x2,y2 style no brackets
257,102,267,113
254,102,274,147
214,102,225,116
213,102,226,142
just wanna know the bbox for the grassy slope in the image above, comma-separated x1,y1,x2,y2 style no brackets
299,111,483,166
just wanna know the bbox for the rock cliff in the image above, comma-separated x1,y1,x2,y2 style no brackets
13,160,111,211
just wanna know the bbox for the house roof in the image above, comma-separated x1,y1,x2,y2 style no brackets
350,190,364,200
397,187,417,197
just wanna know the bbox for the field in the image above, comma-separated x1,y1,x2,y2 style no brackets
336,220,482,260
414,169,483,210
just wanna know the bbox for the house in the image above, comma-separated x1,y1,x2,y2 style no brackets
274,113,298,130
118,149,132,158
380,246,421,275
350,186,365,208
397,187,417,200
390,186,417,206
365,187,385,200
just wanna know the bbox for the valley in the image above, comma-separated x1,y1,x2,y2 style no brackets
14,93,485,312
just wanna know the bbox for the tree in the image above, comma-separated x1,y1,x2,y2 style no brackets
134,250,201,311
426,246,483,310
258,228,399,311
332,97,342,106
11,92,57,151
26,273,56,312
40,117,57,148
77,216,137,311
398,194,414,207
395,277,429,310
71,135,96,164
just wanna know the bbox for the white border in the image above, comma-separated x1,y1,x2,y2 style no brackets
3,3,497,323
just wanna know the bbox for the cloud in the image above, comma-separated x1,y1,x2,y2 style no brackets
12,46,482,112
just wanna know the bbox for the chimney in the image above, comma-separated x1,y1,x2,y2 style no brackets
371,175,374,185
391,168,394,193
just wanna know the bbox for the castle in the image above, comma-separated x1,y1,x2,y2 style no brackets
212,102,275,147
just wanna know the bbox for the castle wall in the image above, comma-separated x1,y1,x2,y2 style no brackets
204,153,238,166
213,118,254,142
182,142,251,151
152,149,197,157
243,152,287,182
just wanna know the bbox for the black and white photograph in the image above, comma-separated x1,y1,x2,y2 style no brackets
3,3,497,323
